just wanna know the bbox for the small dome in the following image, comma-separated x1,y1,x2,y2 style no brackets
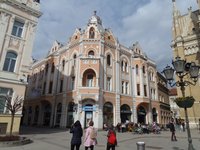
88,11,102,25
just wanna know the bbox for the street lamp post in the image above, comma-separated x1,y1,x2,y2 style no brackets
162,56,200,150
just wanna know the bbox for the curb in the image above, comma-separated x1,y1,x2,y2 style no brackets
0,137,33,147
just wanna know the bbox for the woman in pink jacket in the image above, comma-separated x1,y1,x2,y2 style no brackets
84,121,97,150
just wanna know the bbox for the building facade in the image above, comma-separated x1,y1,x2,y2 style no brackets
157,72,171,126
23,11,170,129
169,88,180,119
171,0,200,128
0,0,41,135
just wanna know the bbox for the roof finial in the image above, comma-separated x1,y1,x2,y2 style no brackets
94,10,97,15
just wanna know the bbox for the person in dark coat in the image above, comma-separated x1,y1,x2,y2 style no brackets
169,118,177,141
70,120,83,150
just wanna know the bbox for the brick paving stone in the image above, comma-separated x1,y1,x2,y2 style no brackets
0,127,199,150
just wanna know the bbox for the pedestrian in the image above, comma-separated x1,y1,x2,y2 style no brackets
181,119,185,132
169,118,177,141
106,125,117,150
70,120,83,150
84,120,97,150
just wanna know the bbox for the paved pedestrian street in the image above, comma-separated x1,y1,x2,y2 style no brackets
1,127,200,150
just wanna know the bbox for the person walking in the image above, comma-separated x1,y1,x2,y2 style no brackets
169,118,177,141
70,120,83,150
181,119,185,132
106,125,117,150
84,120,97,150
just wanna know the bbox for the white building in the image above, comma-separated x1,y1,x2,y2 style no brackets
0,0,41,135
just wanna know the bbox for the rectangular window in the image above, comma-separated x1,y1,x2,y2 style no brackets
12,20,24,37
144,85,147,97
60,79,63,93
72,77,75,90
51,63,55,73
0,87,13,114
107,77,111,91
122,81,124,94
137,84,140,96
43,82,46,94
87,74,93,87
125,82,129,94
62,60,65,71
49,81,53,94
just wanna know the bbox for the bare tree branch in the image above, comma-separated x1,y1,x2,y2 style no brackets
0,94,24,136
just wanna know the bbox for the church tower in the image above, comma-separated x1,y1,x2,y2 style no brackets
171,0,200,128
0,0,42,134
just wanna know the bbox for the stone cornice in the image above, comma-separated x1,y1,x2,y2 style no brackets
0,0,42,18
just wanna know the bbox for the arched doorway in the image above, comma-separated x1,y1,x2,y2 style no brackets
137,106,146,124
33,105,39,125
55,103,62,127
152,108,157,122
43,104,51,126
67,102,75,127
103,102,113,126
120,104,131,123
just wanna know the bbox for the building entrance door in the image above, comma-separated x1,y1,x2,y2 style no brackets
85,111,93,128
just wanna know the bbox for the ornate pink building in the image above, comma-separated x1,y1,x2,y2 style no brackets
23,11,171,129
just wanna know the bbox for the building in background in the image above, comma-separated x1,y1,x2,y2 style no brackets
157,72,171,126
23,11,170,129
0,0,41,135
169,88,179,119
171,0,200,128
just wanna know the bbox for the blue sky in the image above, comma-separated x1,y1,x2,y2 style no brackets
32,0,198,71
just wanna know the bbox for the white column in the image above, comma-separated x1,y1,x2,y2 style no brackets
139,67,144,96
132,67,137,123
115,61,121,124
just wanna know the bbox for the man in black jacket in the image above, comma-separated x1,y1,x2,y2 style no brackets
169,118,177,141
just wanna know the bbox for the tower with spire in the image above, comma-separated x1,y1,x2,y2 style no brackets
171,0,200,128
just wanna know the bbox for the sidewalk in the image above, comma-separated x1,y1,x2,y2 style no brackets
1,127,200,150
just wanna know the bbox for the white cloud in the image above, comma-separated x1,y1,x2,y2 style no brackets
32,0,198,71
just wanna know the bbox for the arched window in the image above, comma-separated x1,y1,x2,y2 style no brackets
136,65,139,75
62,60,65,71
89,27,95,39
3,52,17,72
73,54,77,66
107,54,111,66
125,62,128,72
88,51,94,57
121,61,123,71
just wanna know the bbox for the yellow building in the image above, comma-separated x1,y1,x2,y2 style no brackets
0,0,41,135
171,0,200,128
23,11,171,129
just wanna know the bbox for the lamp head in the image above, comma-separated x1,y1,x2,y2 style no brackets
162,65,174,81
172,56,186,74
189,62,200,81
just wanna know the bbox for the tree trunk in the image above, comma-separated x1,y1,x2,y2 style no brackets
10,113,14,137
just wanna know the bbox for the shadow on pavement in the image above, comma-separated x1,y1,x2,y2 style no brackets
172,147,184,150
19,126,69,135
